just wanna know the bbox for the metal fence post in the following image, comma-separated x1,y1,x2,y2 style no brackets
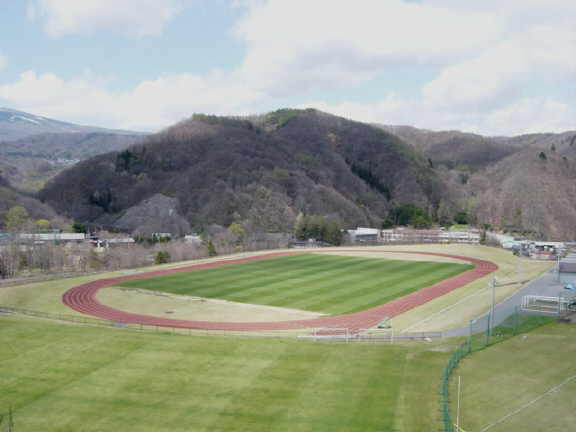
468,319,473,353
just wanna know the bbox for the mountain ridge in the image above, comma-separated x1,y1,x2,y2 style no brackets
380,123,576,240
0,107,143,142
0,108,146,191
39,109,452,234
3,107,575,241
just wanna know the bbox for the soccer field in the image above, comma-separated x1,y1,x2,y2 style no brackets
0,316,449,432
452,322,576,432
116,253,472,315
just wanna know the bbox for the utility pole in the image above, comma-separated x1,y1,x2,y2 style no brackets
489,277,496,337
456,375,462,430
468,319,473,353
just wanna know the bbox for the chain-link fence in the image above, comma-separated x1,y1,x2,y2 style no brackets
0,305,307,338
440,310,554,432
1,305,447,342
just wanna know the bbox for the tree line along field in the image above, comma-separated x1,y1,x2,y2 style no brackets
116,254,473,315
0,315,451,432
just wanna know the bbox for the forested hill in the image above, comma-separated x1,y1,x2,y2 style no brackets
38,109,454,234
0,172,56,225
380,124,576,241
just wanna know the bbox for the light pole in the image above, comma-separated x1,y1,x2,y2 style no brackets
456,375,462,431
488,277,496,337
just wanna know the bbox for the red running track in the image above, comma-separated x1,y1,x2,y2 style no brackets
62,250,498,332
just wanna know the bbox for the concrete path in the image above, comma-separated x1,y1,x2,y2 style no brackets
445,269,562,337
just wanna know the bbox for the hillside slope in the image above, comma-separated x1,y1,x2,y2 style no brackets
471,140,576,240
0,107,139,141
0,131,144,191
0,173,57,228
383,125,576,240
39,109,452,234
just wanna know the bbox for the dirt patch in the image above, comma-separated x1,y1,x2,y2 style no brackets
317,250,466,264
97,287,325,323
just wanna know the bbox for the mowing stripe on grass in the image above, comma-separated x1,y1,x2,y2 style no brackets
62,250,497,331
224,258,407,307
0,317,425,432
116,255,472,315
292,262,465,313
167,255,368,299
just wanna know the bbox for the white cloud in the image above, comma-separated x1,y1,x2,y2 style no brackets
423,24,576,110
306,95,575,136
0,54,7,71
5,0,575,136
484,98,575,136
0,70,261,131
235,0,503,95
232,0,576,134
115,70,262,129
229,0,576,133
28,0,181,38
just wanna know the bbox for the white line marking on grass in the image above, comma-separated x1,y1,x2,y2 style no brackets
401,272,532,333
480,375,576,431
401,288,488,333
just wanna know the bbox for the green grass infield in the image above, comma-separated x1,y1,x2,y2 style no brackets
116,254,473,315
0,316,450,432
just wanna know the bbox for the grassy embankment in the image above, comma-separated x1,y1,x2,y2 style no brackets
450,321,576,432
368,244,553,332
0,315,453,432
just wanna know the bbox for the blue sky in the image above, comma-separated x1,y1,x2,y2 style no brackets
0,0,573,135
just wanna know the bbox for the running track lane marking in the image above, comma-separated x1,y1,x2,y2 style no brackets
62,250,498,332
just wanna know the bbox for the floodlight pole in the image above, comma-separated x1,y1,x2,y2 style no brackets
456,375,462,430
468,319,473,353
489,277,496,337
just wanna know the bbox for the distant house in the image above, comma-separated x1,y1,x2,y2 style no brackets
439,230,481,244
381,228,443,243
152,232,172,241
531,250,554,260
17,233,86,244
345,227,481,245
530,241,563,260
509,240,564,260
184,234,202,244
290,238,331,248
106,237,136,246
347,227,380,244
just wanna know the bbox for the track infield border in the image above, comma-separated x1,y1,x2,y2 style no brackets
62,250,498,332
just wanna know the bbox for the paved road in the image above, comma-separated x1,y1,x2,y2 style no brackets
445,269,564,337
